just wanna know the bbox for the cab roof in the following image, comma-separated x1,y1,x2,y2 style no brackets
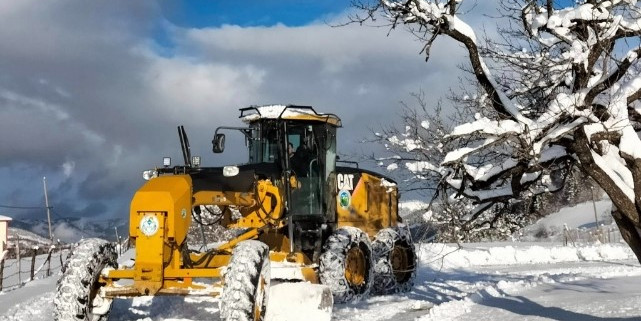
239,105,342,127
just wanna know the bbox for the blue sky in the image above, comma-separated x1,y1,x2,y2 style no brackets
158,1,350,27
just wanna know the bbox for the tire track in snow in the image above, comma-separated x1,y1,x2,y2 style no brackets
0,292,54,321
332,260,641,321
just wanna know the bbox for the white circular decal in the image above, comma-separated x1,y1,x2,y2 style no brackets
140,215,159,236
339,190,351,209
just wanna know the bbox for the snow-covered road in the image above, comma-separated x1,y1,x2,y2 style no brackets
1,243,640,321
454,275,641,320
332,260,641,321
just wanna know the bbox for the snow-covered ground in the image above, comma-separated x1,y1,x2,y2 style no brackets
332,243,641,321
0,242,638,321
1,200,640,320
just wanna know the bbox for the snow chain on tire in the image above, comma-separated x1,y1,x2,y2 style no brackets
54,238,118,321
371,225,417,294
220,240,270,321
319,226,374,303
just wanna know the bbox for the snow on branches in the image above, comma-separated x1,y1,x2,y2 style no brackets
360,1,641,256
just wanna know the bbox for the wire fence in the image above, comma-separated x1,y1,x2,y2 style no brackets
0,243,71,292
0,235,131,294
562,223,622,246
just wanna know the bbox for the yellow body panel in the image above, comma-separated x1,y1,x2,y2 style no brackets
275,114,341,126
228,180,284,228
193,190,256,207
336,172,399,238
128,175,193,295
131,211,166,295
129,175,192,245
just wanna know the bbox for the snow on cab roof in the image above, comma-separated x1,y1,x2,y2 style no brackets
239,105,342,127
0,215,12,221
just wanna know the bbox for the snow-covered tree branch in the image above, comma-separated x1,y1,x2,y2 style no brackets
359,0,641,261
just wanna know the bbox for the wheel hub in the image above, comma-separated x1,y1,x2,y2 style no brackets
345,247,366,286
390,245,410,282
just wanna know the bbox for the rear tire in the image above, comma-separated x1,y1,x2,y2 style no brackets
220,240,270,321
319,226,373,303
371,226,417,295
54,238,117,321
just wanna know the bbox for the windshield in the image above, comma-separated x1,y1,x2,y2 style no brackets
246,120,337,217
286,122,336,216
248,122,280,164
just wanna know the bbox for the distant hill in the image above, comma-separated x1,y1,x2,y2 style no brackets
4,226,54,258
9,216,129,244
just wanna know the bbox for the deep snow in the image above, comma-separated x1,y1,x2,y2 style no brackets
1,242,638,321
1,200,640,320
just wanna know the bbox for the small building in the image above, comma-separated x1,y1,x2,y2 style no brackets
0,215,11,254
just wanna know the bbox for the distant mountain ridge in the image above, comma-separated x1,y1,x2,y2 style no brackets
9,216,129,244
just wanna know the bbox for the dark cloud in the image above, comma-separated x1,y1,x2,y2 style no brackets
0,0,500,221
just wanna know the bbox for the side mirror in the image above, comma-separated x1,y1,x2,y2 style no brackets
212,134,225,153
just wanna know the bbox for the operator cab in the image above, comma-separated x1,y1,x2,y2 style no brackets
237,105,340,220
210,105,341,260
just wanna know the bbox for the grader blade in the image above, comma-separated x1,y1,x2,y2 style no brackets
265,282,333,321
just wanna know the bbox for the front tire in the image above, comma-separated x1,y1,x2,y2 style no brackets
220,240,270,321
54,238,117,321
371,226,417,295
319,226,374,303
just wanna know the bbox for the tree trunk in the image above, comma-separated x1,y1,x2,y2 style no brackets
611,209,641,263
573,128,641,264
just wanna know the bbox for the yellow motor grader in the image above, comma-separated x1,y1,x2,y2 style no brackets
53,105,417,321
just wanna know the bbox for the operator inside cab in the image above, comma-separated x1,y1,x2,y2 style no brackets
289,136,313,177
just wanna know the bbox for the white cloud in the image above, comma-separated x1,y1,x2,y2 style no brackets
142,53,266,121
52,222,81,243
0,0,504,219
62,160,75,178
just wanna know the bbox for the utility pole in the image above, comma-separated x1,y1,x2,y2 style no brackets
43,177,53,243
591,186,599,242
114,227,121,255
591,186,598,227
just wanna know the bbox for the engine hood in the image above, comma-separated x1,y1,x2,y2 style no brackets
190,162,281,193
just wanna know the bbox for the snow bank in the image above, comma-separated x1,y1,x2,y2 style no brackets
420,243,635,268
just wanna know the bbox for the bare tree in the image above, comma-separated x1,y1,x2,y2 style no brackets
356,0,641,262
373,92,573,242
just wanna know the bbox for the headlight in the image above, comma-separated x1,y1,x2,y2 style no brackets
192,156,201,167
223,165,239,177
142,169,158,181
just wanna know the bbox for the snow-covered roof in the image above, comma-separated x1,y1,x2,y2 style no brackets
0,215,12,221
239,105,342,127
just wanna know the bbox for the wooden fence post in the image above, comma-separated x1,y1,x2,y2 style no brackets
45,247,53,277
30,247,37,281
16,236,21,285
0,254,5,291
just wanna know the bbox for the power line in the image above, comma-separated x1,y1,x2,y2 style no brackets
1,200,102,241
0,204,94,239
0,204,47,210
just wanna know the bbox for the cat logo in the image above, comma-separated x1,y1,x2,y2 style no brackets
337,173,355,191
